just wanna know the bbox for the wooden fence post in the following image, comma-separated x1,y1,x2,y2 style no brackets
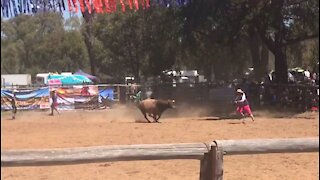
200,152,211,180
117,85,120,102
210,145,217,180
215,147,224,180
199,145,224,180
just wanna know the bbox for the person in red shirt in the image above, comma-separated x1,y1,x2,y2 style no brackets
81,86,90,96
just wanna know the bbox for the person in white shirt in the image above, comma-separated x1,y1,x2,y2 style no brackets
234,88,254,123
304,69,311,79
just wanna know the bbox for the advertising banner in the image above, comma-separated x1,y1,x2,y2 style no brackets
54,86,75,110
53,85,99,110
1,87,50,110
73,85,99,109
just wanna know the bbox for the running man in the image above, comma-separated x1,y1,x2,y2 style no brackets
234,88,254,123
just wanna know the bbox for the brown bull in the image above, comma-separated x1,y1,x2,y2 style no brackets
137,99,175,123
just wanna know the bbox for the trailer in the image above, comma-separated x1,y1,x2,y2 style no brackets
1,74,32,87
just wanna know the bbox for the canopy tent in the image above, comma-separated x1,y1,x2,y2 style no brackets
48,74,93,85
74,70,99,83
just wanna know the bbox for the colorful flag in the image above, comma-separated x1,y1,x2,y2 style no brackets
84,0,91,13
78,0,85,12
0,0,192,17
120,0,125,12
134,0,138,10
72,0,78,12
127,0,133,9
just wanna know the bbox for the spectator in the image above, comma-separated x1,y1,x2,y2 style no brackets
288,72,295,83
49,90,59,116
304,69,311,79
10,91,17,120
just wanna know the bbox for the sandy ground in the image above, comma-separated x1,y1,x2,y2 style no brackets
1,106,319,180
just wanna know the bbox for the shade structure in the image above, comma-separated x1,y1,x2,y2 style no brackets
74,69,99,83
48,74,93,85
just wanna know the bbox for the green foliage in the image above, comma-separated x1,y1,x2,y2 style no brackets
1,13,89,77
93,7,181,82
183,0,319,83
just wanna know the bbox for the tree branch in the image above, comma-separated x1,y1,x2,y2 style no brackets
285,0,305,6
194,29,211,38
283,34,319,46
255,25,277,54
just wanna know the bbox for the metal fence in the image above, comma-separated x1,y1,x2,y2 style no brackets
2,82,319,112
147,82,319,113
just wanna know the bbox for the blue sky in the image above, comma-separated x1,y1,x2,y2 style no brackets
1,1,82,20
63,10,82,20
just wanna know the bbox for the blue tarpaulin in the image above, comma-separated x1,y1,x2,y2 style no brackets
1,87,49,99
99,88,114,101
1,87,50,110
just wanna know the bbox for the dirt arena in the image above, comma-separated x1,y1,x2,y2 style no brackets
1,106,319,180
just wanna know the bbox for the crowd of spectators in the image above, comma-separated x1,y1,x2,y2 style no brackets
239,68,319,112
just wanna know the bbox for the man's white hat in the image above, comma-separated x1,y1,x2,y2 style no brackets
236,89,244,93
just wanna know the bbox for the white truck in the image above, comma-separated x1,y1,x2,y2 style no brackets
35,72,72,85
1,74,32,87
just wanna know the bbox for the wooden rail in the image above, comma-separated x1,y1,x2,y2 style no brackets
200,137,319,180
2,138,318,168
214,138,319,155
1,143,209,167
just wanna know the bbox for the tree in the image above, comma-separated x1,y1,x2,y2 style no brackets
82,8,97,76
251,0,319,83
183,0,319,83
181,1,252,82
93,7,181,83
1,13,89,76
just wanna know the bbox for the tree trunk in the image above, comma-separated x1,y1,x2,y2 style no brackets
82,9,96,76
257,34,288,84
274,46,288,84
248,36,262,81
247,27,269,82
203,62,213,82
261,44,269,74
135,64,140,83
254,0,288,84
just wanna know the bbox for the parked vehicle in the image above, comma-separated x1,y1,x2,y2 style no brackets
1,74,32,87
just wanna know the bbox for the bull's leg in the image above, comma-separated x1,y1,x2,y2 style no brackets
155,114,162,123
152,114,158,123
153,114,162,123
148,113,159,122
143,113,151,123
140,109,151,123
